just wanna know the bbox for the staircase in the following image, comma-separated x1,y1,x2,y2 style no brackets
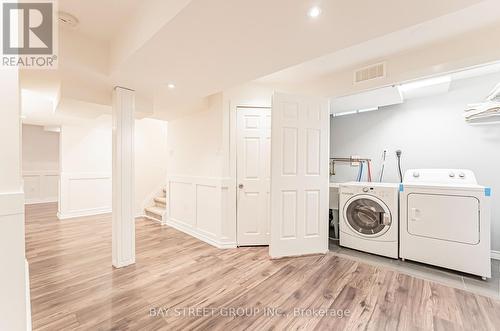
144,187,167,223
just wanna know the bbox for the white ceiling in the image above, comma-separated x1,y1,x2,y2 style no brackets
22,0,500,125
58,0,141,42
111,0,488,113
257,0,500,85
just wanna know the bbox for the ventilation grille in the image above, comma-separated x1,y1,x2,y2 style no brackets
354,63,386,84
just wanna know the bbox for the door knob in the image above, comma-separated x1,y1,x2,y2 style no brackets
238,184,244,189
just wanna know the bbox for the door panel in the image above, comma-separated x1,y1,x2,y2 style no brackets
407,193,479,244
237,107,271,246
270,93,330,258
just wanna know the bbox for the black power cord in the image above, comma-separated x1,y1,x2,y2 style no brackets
396,150,403,183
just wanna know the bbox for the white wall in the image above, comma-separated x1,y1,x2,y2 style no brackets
22,125,59,204
135,118,168,216
167,93,223,177
58,116,112,219
0,69,28,331
22,125,59,171
164,84,278,248
330,72,500,251
58,114,168,219
165,93,238,247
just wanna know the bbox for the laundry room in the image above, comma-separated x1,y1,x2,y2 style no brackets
328,62,500,290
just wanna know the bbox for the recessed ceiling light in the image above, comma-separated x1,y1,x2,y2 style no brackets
308,6,321,18
167,83,176,89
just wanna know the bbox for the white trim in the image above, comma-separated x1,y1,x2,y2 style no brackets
25,259,31,331
23,170,59,175
143,215,165,225
25,198,58,205
112,258,136,269
166,217,236,249
57,207,111,220
491,250,500,260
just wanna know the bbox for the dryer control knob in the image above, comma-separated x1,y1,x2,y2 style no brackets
449,172,455,178
459,172,465,178
413,171,420,178
362,187,369,193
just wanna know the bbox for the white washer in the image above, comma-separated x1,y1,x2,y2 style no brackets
339,182,399,259
400,169,491,279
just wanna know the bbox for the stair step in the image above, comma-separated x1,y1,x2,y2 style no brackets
145,206,165,217
154,197,166,204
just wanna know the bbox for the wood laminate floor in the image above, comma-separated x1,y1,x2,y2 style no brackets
26,203,500,331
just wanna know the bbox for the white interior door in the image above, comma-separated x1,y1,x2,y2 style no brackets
237,107,271,246
270,93,330,258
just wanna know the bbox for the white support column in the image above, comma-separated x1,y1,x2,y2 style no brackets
112,87,136,268
0,68,29,330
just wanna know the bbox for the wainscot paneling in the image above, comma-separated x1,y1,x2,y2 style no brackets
166,176,235,248
58,172,111,220
23,171,59,204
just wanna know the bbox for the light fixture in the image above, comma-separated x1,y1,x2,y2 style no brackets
398,75,451,93
167,83,176,89
308,6,321,18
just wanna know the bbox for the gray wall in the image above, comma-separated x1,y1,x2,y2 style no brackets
330,72,500,251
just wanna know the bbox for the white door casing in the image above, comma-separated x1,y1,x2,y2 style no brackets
237,107,271,245
270,93,330,258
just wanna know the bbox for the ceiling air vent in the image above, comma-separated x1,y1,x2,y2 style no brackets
354,62,386,84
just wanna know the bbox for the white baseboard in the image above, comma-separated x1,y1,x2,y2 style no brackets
57,208,111,220
25,198,58,205
166,217,236,249
112,258,136,268
491,250,500,260
142,215,165,225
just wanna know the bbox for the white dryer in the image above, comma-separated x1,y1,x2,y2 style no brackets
400,169,491,279
339,182,399,259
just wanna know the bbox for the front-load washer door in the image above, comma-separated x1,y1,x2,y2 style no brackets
343,195,392,237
